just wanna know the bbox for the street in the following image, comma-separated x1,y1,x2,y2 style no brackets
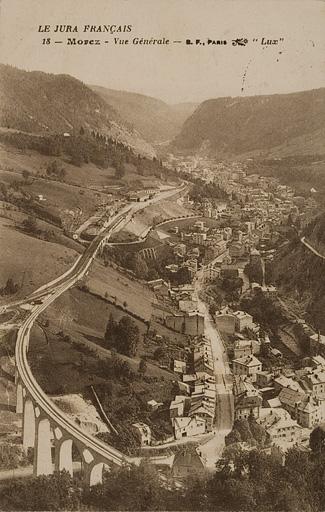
195,271,234,469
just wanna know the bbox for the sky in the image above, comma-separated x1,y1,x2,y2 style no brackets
0,0,325,104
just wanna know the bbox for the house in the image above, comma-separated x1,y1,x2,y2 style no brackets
258,408,303,449
172,416,206,440
215,307,236,334
148,279,170,297
170,396,190,418
278,388,306,417
165,312,205,336
235,391,262,420
310,333,325,357
256,371,274,388
299,369,325,398
172,451,205,480
174,360,187,374
309,355,325,369
233,375,262,420
132,422,151,446
233,339,261,359
147,399,163,412
296,396,325,428
233,310,254,333
274,375,304,393
188,401,215,431
232,355,262,382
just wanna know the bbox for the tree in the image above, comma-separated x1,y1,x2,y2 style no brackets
134,255,148,279
115,162,125,179
154,346,165,361
46,160,66,180
115,316,140,357
310,425,325,453
22,170,31,182
1,277,19,296
138,357,147,375
104,313,117,344
86,462,167,511
22,216,37,234
244,260,264,285
2,470,82,510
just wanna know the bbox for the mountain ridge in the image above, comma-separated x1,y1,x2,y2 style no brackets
0,64,155,158
91,84,198,143
172,87,325,157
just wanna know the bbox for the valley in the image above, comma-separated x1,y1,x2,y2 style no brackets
0,62,325,511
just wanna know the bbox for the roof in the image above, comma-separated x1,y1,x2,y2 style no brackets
233,355,262,367
267,397,282,408
189,401,215,418
236,392,262,408
298,396,320,414
233,310,253,320
259,408,302,432
278,388,305,409
274,375,304,392
302,369,325,387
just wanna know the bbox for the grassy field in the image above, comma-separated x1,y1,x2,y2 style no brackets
0,218,77,298
0,143,116,189
85,260,155,321
125,199,192,238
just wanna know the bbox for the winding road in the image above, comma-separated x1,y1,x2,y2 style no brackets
6,183,188,477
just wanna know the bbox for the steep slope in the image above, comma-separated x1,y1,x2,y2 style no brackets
0,64,155,157
172,88,325,156
273,214,325,331
91,85,197,143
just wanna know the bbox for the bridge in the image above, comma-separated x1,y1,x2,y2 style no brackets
11,184,187,486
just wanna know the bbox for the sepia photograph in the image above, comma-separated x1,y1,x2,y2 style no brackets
0,0,325,509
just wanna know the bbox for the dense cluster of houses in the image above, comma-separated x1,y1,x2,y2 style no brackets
233,353,325,451
170,337,216,440
165,154,318,234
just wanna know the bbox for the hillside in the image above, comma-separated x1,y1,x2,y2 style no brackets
0,64,155,157
91,85,197,143
172,88,325,157
272,214,325,331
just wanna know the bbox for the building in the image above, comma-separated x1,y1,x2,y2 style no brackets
310,333,325,357
215,308,236,334
274,375,304,393
256,371,274,388
278,388,305,417
233,310,254,333
233,339,261,359
165,312,205,336
235,391,262,420
172,452,205,480
174,360,187,374
232,355,262,382
132,422,151,446
296,396,325,428
188,401,215,431
299,369,325,398
172,416,206,440
258,408,303,449
170,395,191,418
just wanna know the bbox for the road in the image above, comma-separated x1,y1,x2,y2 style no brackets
9,183,188,473
194,269,234,469
301,236,325,260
